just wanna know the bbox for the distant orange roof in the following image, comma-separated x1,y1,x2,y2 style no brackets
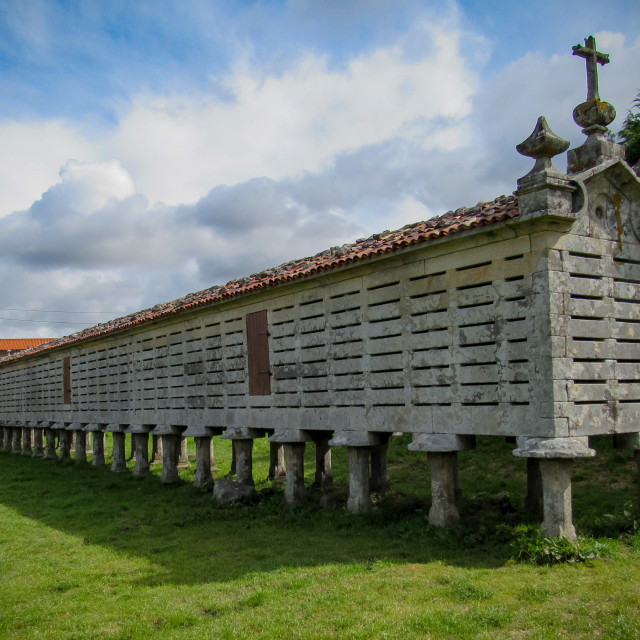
0,339,53,351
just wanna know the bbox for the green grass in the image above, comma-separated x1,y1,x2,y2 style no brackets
1,434,639,639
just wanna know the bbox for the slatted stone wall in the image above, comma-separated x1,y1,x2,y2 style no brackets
0,232,552,437
562,236,640,435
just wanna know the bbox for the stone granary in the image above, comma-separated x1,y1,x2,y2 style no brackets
0,37,638,541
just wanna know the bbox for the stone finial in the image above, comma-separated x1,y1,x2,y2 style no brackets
516,116,570,176
515,117,576,221
572,36,616,134
568,35,624,173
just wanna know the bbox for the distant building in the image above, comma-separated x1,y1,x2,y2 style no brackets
0,339,53,358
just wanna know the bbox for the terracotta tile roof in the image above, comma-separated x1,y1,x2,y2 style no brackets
0,194,518,363
0,338,53,351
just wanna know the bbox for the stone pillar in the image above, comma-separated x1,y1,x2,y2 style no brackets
0,426,4,450
74,429,87,463
22,427,33,455
194,436,213,488
427,452,460,527
92,431,106,466
151,435,163,464
58,429,71,462
539,458,576,541
235,439,254,488
269,442,286,481
370,436,391,493
313,436,333,487
45,428,57,459
161,434,179,483
408,433,476,527
210,438,220,472
230,440,237,475
4,428,13,452
33,427,45,457
514,437,595,541
133,433,150,476
178,437,189,468
525,458,543,519
347,446,372,512
111,432,127,472
284,443,305,502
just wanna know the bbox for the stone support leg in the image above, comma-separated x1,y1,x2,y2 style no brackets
161,435,179,483
370,438,391,493
636,451,640,514
0,427,4,450
178,437,189,468
230,440,237,475
269,442,286,481
151,434,163,463
347,446,372,512
45,430,57,459
11,428,21,453
58,430,71,462
134,433,150,476
75,431,87,463
525,458,543,519
111,432,127,473
92,432,105,466
194,436,213,488
539,458,576,542
284,443,305,502
314,437,333,487
33,429,44,457
22,428,32,455
427,452,460,527
235,439,254,488
210,438,220,472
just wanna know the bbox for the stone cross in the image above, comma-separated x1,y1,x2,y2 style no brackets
572,35,610,101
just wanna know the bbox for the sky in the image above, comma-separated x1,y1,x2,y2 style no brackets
0,0,638,338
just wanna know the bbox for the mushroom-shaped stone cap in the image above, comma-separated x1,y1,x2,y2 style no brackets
517,116,570,160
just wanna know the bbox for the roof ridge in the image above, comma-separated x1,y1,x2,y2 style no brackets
0,194,518,363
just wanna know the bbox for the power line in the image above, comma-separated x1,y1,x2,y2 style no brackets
0,318,96,325
0,307,117,314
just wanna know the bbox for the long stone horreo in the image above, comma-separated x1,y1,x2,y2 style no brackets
0,37,638,540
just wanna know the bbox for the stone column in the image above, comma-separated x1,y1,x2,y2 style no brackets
284,443,305,502
194,437,213,488
409,433,476,528
0,426,5,450
427,452,460,527
613,433,640,513
58,429,71,462
313,435,333,487
161,434,179,483
269,442,286,481
4,427,13,452
235,439,254,488
33,427,45,457
347,446,372,512
178,437,189,468
111,432,127,472
151,435,163,463
525,458,543,519
210,438,220,472
514,437,595,542
45,428,57,459
370,436,391,493
22,427,33,455
74,429,87,463
133,433,150,476
92,431,106,466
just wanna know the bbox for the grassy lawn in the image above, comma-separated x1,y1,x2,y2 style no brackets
1,434,639,639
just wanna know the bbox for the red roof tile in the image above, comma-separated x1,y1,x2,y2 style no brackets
0,339,53,351
0,194,518,363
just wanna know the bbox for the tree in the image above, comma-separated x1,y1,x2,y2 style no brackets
617,92,640,167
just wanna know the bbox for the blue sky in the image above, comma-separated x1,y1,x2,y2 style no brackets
0,0,638,337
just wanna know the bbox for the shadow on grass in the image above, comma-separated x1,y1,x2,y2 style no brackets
0,434,635,587
0,450,521,586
